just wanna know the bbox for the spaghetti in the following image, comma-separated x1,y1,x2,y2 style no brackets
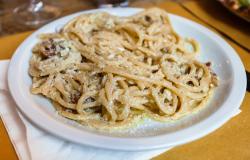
29,8,218,130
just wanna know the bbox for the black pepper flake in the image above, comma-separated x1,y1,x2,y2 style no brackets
145,15,152,22
205,62,211,67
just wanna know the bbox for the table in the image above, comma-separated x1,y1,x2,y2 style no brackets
0,1,250,159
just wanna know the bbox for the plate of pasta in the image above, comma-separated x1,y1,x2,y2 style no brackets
8,8,246,150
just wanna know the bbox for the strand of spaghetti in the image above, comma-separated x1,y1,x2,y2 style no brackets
76,90,98,114
59,111,101,121
99,89,117,121
151,86,178,115
102,65,179,93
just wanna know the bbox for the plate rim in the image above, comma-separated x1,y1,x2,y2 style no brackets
7,7,246,151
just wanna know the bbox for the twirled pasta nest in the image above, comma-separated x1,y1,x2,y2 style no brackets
29,8,218,130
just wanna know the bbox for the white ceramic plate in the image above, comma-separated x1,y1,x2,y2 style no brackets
8,8,246,151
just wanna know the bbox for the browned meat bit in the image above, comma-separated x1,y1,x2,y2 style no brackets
205,62,211,67
145,15,152,22
70,91,81,104
40,39,57,58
